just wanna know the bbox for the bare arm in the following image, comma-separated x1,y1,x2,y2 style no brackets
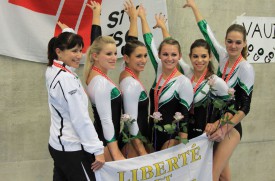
124,0,138,37
138,4,151,35
91,154,105,171
87,0,101,25
87,1,102,44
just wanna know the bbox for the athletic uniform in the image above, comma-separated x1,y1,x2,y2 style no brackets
120,77,149,140
120,35,149,143
190,74,231,139
87,76,122,146
46,60,104,180
198,20,255,138
87,24,122,146
143,33,193,151
175,61,231,139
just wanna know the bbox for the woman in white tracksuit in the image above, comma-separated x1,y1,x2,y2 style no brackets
46,31,104,180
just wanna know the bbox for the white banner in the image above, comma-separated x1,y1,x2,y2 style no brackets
95,134,213,181
236,16,275,63
0,0,167,63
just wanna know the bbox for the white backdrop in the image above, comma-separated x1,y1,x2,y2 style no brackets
236,16,275,63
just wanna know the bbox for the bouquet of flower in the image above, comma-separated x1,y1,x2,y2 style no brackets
197,76,237,135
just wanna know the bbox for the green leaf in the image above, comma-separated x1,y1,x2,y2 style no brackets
119,121,124,133
180,122,187,127
181,138,189,145
140,136,148,143
164,124,172,130
176,137,189,144
213,99,225,109
182,126,188,133
228,105,238,114
156,125,163,132
122,138,130,143
164,124,175,134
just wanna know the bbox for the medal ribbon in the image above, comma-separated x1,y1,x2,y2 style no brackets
125,67,147,94
191,68,208,93
222,55,242,83
92,66,121,93
53,61,78,79
154,68,178,112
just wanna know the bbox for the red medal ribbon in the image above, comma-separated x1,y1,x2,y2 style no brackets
92,66,121,93
125,67,147,94
191,68,208,93
53,61,78,79
222,55,242,83
154,68,178,112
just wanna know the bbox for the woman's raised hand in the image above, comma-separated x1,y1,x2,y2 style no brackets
87,0,101,16
153,13,167,29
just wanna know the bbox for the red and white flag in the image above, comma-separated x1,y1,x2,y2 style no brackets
0,0,167,63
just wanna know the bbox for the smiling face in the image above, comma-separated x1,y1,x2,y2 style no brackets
93,43,117,73
124,46,148,74
56,45,83,68
159,44,181,71
190,46,211,73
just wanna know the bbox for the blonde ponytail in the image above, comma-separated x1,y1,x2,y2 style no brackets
84,46,94,82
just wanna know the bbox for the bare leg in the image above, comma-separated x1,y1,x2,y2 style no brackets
212,128,240,181
161,139,179,150
121,143,139,158
219,162,231,181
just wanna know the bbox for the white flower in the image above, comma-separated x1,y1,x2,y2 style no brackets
150,112,163,124
173,112,184,123
228,88,236,98
121,114,131,123
208,75,215,87
120,114,133,133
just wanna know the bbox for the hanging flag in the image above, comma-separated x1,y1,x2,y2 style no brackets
0,0,168,63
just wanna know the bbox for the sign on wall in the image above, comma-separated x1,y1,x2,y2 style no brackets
237,16,275,63
101,0,167,58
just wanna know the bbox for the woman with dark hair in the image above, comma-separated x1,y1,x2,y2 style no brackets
184,0,255,180
119,0,149,157
46,31,105,180
139,5,193,151
187,39,231,139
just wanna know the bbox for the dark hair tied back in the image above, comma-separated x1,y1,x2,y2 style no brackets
123,39,146,57
47,32,84,66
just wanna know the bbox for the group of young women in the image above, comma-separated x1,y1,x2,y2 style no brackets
46,0,254,180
